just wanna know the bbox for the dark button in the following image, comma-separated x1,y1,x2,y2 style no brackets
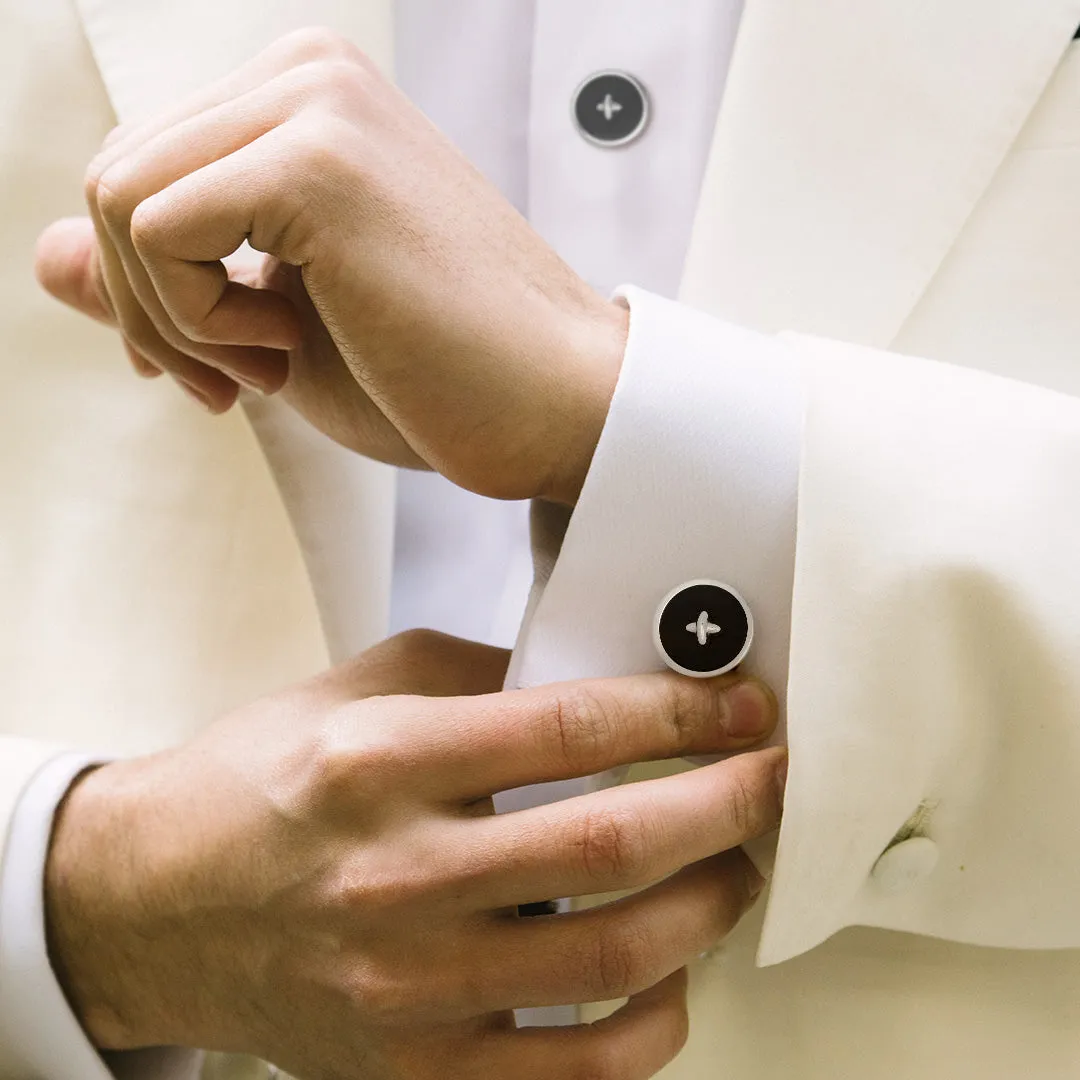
573,71,649,147
653,580,754,678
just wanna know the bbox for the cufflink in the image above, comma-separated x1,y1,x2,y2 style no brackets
653,580,754,678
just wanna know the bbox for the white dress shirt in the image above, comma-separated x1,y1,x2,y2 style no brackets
0,2,800,1075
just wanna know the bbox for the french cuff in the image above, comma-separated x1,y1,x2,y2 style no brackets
0,751,201,1080
505,284,804,903
509,286,804,693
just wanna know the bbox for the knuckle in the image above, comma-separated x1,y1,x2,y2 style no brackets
285,56,372,111
346,965,416,1026
546,686,617,772
93,165,139,225
316,57,373,102
573,805,651,885
305,706,402,803
658,676,704,752
591,924,648,997
83,158,106,205
382,628,453,664
280,25,365,67
591,917,655,999
290,114,356,174
324,849,446,921
723,769,757,837
84,151,123,207
127,198,165,253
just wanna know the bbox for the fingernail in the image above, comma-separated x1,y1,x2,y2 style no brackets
177,380,214,412
721,681,775,740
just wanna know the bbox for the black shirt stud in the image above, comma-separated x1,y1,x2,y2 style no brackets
573,70,650,148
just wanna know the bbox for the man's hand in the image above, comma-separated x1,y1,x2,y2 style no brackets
45,630,784,1080
35,28,628,504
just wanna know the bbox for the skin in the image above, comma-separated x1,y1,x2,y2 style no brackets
47,631,785,1080
34,27,632,505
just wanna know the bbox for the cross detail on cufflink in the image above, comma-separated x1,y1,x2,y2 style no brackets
596,92,623,121
685,610,721,646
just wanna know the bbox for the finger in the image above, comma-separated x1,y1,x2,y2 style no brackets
87,107,298,407
90,27,370,177
84,37,373,396
89,169,291,401
389,669,777,800
34,218,114,325
470,968,689,1080
84,182,243,410
94,74,319,363
122,340,162,379
122,118,333,364
461,747,785,908
33,217,172,386
80,29,374,407
463,850,759,1014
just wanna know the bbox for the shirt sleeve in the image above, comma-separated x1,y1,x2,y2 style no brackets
0,754,202,1080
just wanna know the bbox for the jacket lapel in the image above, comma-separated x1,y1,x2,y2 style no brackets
75,0,394,120
72,0,399,663
680,0,1080,346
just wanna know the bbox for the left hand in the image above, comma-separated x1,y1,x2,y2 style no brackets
34,28,628,504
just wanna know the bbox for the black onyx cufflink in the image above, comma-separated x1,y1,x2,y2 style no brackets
653,580,754,678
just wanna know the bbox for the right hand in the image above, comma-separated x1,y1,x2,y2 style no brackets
44,631,784,1080
34,29,629,504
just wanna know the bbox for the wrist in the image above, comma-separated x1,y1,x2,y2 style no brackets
544,297,627,506
43,758,179,1050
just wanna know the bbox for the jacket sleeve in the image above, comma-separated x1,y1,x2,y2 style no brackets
509,285,1080,966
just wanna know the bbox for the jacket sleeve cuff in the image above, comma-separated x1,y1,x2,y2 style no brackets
0,751,202,1080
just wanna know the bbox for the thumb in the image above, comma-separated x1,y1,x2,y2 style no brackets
321,632,512,703
34,217,114,325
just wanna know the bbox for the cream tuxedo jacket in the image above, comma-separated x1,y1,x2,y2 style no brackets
4,1,1080,1079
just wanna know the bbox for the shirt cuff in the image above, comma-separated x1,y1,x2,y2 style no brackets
506,284,804,863
509,283,803,705
0,754,202,1080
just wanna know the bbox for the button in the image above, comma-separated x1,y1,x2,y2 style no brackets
573,71,650,148
653,580,754,678
870,836,939,896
